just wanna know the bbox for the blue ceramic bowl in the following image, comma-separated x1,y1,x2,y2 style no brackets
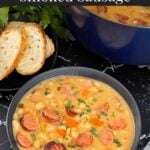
64,6,150,65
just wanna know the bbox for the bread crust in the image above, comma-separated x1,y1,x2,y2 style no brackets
6,21,53,59
0,29,28,80
16,23,46,75
45,35,55,58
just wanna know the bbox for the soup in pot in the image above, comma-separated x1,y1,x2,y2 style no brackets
84,6,150,26
12,76,135,150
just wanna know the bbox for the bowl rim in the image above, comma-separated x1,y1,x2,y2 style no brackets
77,6,150,29
6,66,141,150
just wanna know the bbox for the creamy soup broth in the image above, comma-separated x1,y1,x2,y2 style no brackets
12,76,135,150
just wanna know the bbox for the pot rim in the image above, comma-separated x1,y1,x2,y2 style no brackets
75,6,150,29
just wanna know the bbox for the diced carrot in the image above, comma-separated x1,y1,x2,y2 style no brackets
82,88,89,98
64,117,78,127
90,116,104,126
56,128,66,137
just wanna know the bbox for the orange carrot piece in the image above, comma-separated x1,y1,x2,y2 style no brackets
82,88,89,98
56,128,66,137
64,117,78,127
90,116,104,126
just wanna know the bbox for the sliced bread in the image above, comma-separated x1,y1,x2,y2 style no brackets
6,21,54,59
16,23,46,75
45,35,55,58
0,29,27,80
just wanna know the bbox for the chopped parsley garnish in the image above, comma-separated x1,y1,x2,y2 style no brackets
64,136,69,140
68,144,76,148
60,122,65,126
98,89,103,93
90,128,99,137
57,86,61,91
92,98,97,102
56,111,60,115
100,111,107,116
113,138,122,147
17,103,24,108
112,112,115,117
30,133,36,141
86,106,92,112
74,90,79,95
79,112,84,117
65,101,74,109
77,98,85,104
54,139,59,143
98,114,101,118
44,88,50,95
71,86,76,90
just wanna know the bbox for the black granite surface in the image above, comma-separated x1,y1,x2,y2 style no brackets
0,39,150,150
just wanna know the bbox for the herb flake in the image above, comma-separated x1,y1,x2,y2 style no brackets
112,112,115,117
90,128,99,137
77,98,85,104
54,139,59,143
86,106,92,113
44,88,50,95
17,103,24,108
100,111,107,116
113,138,122,147
65,101,74,109
30,133,36,141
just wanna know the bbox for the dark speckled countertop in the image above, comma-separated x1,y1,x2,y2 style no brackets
0,40,150,150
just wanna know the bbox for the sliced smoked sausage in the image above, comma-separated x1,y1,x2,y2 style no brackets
65,107,78,117
98,102,109,113
99,129,114,145
20,112,39,131
16,132,32,148
41,107,63,124
59,85,73,98
44,141,66,150
75,132,93,147
108,118,127,130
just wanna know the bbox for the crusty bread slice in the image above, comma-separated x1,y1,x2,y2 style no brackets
45,35,55,58
0,29,27,80
6,21,25,30
16,23,46,75
6,21,54,59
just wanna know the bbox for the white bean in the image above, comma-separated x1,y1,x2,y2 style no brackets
71,128,78,138
66,128,71,136
36,102,44,110
12,120,20,134
17,108,23,115
33,140,40,149
13,113,18,120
